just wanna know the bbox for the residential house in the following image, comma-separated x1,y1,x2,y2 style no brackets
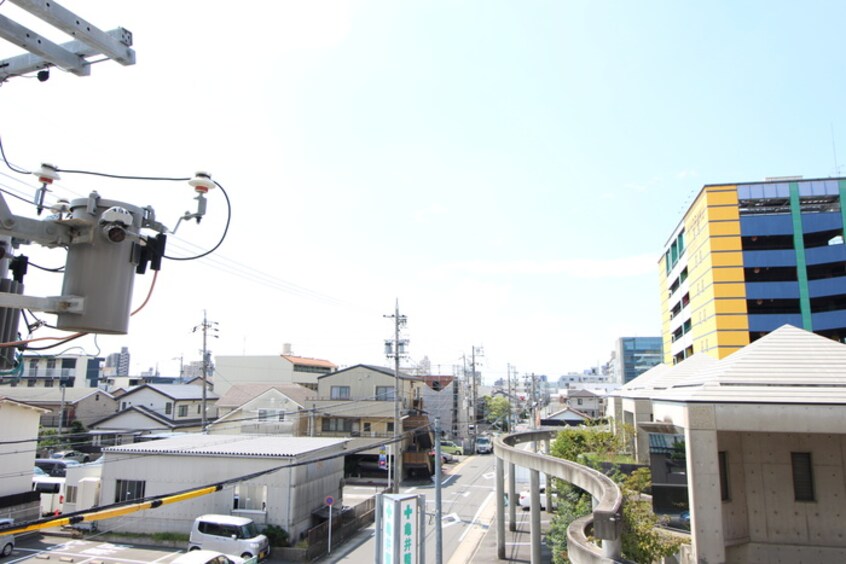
208,383,315,436
565,388,605,419
612,325,846,563
0,387,117,432
305,365,429,480
540,406,591,427
214,352,336,396
98,434,347,541
88,383,219,446
0,396,48,523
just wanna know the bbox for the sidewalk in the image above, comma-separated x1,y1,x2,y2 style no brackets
469,506,554,563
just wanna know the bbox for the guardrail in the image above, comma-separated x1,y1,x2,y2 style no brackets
493,430,626,563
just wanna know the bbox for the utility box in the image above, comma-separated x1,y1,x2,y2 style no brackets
56,197,143,334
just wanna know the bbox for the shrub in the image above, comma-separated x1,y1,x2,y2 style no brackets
262,524,290,547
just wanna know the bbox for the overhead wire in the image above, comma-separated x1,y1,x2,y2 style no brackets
0,422,432,537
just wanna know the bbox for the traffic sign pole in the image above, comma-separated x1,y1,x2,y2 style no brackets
326,495,335,555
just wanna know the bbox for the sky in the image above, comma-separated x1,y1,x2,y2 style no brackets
0,1,845,384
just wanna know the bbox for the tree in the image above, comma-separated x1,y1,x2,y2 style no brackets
548,428,682,563
483,395,510,429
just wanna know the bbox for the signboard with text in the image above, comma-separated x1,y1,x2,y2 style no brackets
378,493,422,564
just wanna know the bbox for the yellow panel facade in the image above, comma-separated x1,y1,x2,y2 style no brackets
709,237,743,252
711,252,744,268
705,205,741,222
713,312,749,330
711,267,745,283
703,186,740,206
712,285,747,300
708,222,742,237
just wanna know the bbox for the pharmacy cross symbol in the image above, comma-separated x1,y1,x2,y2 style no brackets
404,505,413,520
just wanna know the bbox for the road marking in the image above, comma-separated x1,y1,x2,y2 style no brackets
458,491,494,542
482,472,496,480
442,513,462,528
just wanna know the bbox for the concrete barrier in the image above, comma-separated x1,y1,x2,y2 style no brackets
493,430,626,563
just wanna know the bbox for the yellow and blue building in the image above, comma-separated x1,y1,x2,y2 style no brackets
659,177,846,363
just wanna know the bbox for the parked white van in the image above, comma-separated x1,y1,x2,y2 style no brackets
188,515,269,561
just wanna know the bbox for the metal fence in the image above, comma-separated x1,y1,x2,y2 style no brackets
306,496,377,560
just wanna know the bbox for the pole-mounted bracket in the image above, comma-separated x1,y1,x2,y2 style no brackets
0,293,83,314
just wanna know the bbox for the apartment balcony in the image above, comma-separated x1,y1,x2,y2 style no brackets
307,399,401,419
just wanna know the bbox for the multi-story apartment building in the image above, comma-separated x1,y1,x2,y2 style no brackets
4,354,104,388
613,336,663,385
660,176,846,363
104,347,130,377
305,364,429,480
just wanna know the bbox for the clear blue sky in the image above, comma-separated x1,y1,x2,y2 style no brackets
0,1,844,382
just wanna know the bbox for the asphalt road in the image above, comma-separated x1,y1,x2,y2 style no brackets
323,452,505,563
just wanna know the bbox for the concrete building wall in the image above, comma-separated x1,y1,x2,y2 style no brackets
214,357,295,397
74,392,118,427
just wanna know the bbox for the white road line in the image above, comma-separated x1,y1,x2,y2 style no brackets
458,491,494,542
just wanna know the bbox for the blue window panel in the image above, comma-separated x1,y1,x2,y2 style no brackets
748,313,804,332
799,180,839,196
802,212,842,233
808,276,846,298
739,183,790,201
745,281,800,300
805,244,846,265
742,249,797,268
811,310,846,331
740,215,794,236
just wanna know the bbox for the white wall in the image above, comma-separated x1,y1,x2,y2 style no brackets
99,443,345,540
214,356,294,397
0,401,43,498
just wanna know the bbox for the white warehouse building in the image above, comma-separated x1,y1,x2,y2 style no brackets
99,434,347,541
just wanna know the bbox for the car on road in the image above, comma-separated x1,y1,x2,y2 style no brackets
0,518,14,559
34,458,80,477
429,450,456,464
438,441,463,456
50,450,91,463
474,436,493,454
173,549,253,564
518,486,555,510
188,515,269,560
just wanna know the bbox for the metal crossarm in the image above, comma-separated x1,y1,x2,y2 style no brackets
0,0,134,81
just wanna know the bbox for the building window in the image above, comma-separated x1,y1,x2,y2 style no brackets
65,485,78,504
363,422,371,433
330,386,350,400
233,483,267,511
718,451,730,501
178,405,188,417
165,403,172,415
27,379,36,387
791,452,815,502
115,479,146,502
258,409,284,422
321,418,353,432
44,379,54,388
121,401,128,410
387,422,394,433
375,386,394,401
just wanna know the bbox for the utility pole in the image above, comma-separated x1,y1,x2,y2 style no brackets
193,311,218,433
384,300,408,493
507,363,514,432
469,346,483,444
434,416,444,564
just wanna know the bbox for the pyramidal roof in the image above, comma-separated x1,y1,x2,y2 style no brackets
618,354,718,399
657,325,846,404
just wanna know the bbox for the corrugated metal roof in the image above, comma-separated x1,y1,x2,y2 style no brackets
0,387,114,403
103,434,347,458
